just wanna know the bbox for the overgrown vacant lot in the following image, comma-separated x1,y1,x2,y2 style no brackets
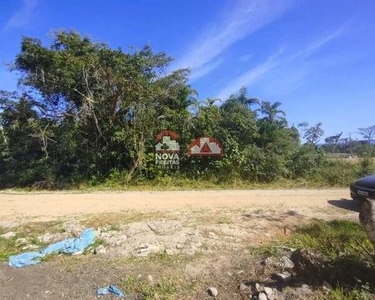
0,189,373,299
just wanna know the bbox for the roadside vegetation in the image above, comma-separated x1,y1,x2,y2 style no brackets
0,30,374,190
250,220,375,300
285,220,372,259
284,220,375,300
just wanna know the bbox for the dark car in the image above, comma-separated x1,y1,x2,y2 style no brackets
350,175,375,201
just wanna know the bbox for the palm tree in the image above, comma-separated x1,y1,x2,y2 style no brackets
229,86,260,108
204,98,221,107
257,101,286,122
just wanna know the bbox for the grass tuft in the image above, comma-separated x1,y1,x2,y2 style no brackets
121,275,177,300
0,227,46,262
285,220,372,260
327,286,371,300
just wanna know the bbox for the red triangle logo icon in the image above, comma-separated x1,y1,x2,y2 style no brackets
200,142,212,153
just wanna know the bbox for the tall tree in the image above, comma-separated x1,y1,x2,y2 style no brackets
303,122,324,145
229,86,260,109
0,92,52,186
324,132,343,153
358,125,375,143
257,101,286,123
8,30,195,181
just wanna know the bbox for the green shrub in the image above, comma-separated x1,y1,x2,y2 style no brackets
311,160,359,186
289,145,326,179
357,157,375,177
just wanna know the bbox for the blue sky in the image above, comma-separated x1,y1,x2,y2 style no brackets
1,0,374,139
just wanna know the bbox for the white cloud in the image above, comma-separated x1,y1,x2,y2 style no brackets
216,28,345,99
172,0,293,81
189,58,224,81
240,53,254,62
3,0,38,31
216,50,283,99
293,28,344,60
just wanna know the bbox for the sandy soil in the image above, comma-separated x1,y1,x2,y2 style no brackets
0,189,352,224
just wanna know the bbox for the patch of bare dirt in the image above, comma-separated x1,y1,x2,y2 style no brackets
0,189,361,299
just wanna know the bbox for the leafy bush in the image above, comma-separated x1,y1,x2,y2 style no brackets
311,160,359,186
357,157,375,177
289,145,326,179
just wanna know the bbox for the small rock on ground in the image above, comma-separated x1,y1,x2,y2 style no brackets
22,244,40,250
1,232,16,239
274,272,292,283
258,292,268,300
95,245,106,254
165,249,174,255
296,284,312,294
255,283,264,292
240,282,251,293
207,287,218,297
264,286,273,296
208,232,219,239
15,238,27,246
281,256,294,269
38,232,63,244
63,222,82,237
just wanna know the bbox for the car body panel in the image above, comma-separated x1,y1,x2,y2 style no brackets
350,175,375,200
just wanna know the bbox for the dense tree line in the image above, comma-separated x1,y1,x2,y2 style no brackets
0,31,372,188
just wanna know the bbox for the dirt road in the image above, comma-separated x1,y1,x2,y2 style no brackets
0,189,354,223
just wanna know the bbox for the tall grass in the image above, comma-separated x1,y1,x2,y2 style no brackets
285,220,372,260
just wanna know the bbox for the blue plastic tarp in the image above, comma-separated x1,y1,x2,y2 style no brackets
97,285,125,298
9,228,95,268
